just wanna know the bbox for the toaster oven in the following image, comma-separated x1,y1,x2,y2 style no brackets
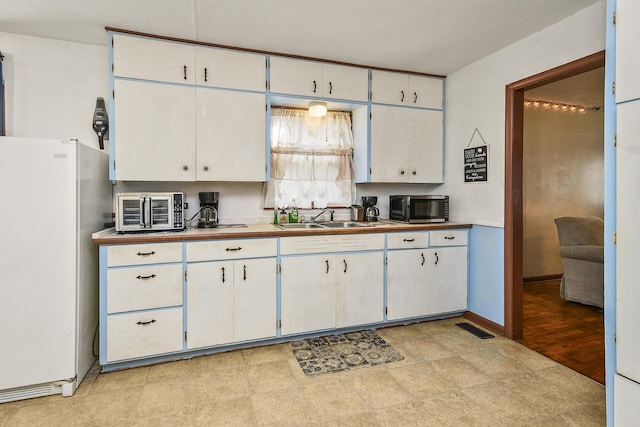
115,192,185,232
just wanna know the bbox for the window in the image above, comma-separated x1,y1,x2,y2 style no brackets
263,108,356,209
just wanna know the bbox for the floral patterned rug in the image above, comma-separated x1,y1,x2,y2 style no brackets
289,330,404,375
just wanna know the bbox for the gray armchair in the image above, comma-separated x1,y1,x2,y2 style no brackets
554,216,604,308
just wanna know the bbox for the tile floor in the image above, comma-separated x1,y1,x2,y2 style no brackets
0,317,606,426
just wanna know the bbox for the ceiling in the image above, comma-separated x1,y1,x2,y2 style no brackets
1,0,601,76
526,67,605,109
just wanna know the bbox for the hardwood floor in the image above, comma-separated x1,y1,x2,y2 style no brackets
518,280,605,384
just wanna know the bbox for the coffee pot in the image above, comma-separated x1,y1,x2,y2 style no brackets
197,192,219,228
361,196,379,222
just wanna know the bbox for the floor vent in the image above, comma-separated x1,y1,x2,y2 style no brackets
456,322,494,339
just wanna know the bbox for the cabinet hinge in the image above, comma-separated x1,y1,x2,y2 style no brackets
277,320,282,329
385,307,388,315
184,270,188,281
369,167,372,176
612,81,616,95
613,232,617,244
111,37,114,47
113,160,116,171
277,264,281,274
184,331,187,342
265,103,267,112
111,63,114,73
384,256,387,265
614,135,617,147
613,10,616,26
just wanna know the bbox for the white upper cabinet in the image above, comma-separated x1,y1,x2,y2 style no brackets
196,89,266,181
194,47,266,92
113,79,196,181
616,0,640,102
371,70,443,109
112,34,196,85
269,57,369,102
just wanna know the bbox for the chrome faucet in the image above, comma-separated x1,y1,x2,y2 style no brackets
311,209,334,223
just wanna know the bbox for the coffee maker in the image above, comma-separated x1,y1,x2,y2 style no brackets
197,192,219,228
362,196,380,222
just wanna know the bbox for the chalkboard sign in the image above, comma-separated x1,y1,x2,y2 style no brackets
464,145,488,182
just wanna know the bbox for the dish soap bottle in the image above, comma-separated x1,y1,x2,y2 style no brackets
278,208,288,224
288,200,299,224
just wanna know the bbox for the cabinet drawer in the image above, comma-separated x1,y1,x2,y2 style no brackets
430,230,468,246
107,265,183,314
186,238,277,262
106,308,183,362
280,233,385,255
387,232,429,249
107,242,183,267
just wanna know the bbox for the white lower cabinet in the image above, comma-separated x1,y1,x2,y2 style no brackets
280,255,336,336
335,252,385,328
186,257,276,349
387,249,429,320
280,234,385,335
426,247,468,315
106,308,183,362
185,238,277,349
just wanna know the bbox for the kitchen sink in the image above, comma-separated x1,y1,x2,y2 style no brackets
276,223,325,229
319,221,369,228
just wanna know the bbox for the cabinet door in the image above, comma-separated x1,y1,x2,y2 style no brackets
387,249,428,320
269,57,323,97
114,79,196,181
280,255,335,335
408,75,444,110
234,258,277,342
186,261,234,349
615,0,640,102
335,252,384,328
371,70,408,105
426,247,468,315
370,105,408,182
322,63,369,102
407,109,443,183
196,88,266,181
195,47,266,92
113,34,195,84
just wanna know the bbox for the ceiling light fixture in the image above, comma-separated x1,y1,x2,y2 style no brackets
524,98,601,113
308,101,327,117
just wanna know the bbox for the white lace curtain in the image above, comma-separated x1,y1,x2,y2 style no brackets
263,108,356,209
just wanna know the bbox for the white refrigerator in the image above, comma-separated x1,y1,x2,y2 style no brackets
0,137,112,402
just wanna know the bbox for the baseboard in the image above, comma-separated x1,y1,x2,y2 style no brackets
462,311,505,336
523,274,562,284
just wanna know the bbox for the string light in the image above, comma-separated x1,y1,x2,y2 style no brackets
524,98,600,113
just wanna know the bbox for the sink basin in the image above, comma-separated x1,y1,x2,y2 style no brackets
276,223,325,229
319,221,369,228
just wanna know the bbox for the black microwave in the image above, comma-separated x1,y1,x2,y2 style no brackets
389,195,449,223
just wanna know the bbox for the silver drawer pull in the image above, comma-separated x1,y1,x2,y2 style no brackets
136,274,156,280
444,236,455,240
137,251,156,256
403,238,415,242
225,247,242,252
136,319,156,326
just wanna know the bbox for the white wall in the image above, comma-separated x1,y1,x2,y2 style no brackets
523,106,604,278
0,32,108,149
444,1,606,325
442,1,606,227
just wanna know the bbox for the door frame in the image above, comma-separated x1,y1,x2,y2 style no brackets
503,50,605,339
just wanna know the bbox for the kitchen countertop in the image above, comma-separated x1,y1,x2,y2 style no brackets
92,221,472,245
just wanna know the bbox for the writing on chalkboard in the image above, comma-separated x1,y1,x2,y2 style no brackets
464,145,488,182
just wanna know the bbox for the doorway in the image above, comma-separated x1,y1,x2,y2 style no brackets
503,50,605,340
